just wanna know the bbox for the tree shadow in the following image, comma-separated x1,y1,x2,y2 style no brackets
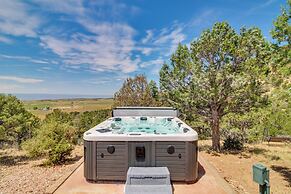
199,144,212,152
37,155,83,167
247,147,267,155
0,155,31,166
65,155,83,165
271,165,291,186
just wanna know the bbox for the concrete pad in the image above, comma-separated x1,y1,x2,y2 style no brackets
54,156,235,194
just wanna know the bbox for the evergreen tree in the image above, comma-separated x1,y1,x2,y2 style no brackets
0,94,40,148
114,75,158,106
160,22,270,151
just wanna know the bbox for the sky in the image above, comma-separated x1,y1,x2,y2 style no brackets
0,0,286,97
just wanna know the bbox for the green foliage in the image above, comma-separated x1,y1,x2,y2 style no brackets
263,88,291,136
114,75,159,106
44,109,74,124
23,121,75,165
270,0,291,84
160,22,270,151
23,108,111,164
148,80,159,102
0,94,40,147
271,0,291,46
222,131,244,151
77,109,111,137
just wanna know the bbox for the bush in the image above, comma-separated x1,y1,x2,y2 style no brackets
76,109,111,137
23,121,76,165
0,94,40,148
48,139,73,165
44,109,73,124
223,131,244,151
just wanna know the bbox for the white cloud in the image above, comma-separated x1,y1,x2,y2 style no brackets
0,83,21,93
139,22,187,58
142,30,154,44
0,35,12,44
0,0,40,37
140,57,164,68
154,26,185,45
0,76,43,83
32,0,84,16
0,54,49,64
40,22,139,73
189,10,214,26
247,0,276,15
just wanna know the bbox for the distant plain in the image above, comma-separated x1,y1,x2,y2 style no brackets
23,98,114,119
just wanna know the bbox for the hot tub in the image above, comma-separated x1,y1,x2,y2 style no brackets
83,107,198,182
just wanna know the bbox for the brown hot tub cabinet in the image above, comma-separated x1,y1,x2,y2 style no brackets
83,107,198,182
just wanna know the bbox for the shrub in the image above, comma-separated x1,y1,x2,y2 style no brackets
76,109,111,137
48,139,73,165
223,131,244,151
0,94,40,148
23,121,76,165
44,109,73,124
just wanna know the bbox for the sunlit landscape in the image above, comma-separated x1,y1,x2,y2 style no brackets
0,0,290,194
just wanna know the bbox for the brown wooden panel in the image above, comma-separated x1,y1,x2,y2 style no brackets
156,160,185,165
156,144,185,149
97,167,126,173
96,175,125,180
155,148,185,154
97,171,126,176
98,159,126,164
96,163,126,168
97,155,126,160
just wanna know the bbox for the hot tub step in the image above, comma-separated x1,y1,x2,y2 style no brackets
125,167,172,194
124,185,172,194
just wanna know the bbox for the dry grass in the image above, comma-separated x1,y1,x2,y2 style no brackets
200,140,291,194
23,98,114,119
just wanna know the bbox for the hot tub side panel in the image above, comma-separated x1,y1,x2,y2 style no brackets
96,141,128,180
185,141,198,182
155,141,198,182
84,140,129,181
84,140,97,181
84,140,198,182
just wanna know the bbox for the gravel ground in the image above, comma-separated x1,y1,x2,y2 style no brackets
0,146,83,194
199,140,291,194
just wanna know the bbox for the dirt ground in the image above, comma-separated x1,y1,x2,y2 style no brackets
199,140,291,194
0,145,83,194
1,141,290,194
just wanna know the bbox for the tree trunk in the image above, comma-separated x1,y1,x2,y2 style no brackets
211,109,221,152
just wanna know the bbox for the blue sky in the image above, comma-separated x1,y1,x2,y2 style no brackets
0,0,286,97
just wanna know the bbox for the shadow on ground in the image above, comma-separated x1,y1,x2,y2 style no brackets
66,155,83,164
247,147,267,155
37,155,83,167
0,155,31,166
197,162,206,180
271,165,291,186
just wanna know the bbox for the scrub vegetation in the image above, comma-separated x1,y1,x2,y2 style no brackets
0,1,290,193
113,74,160,107
0,96,111,164
115,1,291,152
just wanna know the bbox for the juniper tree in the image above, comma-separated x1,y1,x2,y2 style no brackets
160,22,270,151
114,75,158,107
270,0,291,85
